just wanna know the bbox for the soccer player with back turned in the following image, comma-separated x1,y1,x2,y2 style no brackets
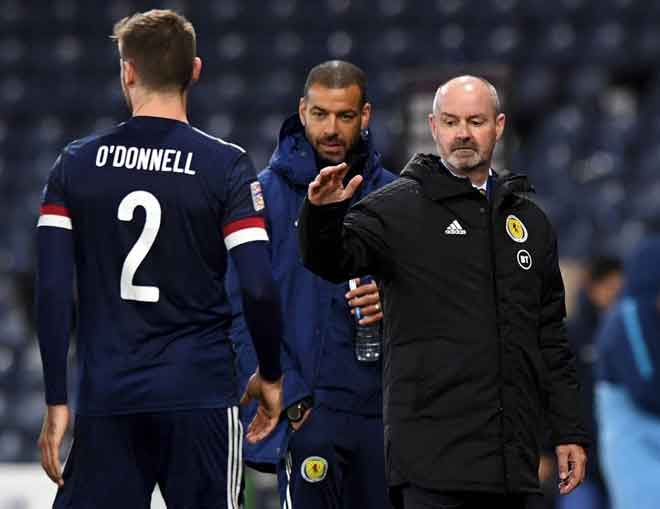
35,10,283,509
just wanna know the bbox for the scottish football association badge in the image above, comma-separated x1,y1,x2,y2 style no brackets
506,215,528,243
301,456,328,483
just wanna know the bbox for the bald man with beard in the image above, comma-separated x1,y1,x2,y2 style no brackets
297,76,590,509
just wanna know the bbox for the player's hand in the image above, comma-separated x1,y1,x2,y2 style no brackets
346,280,383,326
308,162,363,206
556,443,587,495
38,404,70,487
240,371,283,444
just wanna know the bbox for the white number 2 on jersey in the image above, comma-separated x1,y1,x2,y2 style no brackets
118,191,161,302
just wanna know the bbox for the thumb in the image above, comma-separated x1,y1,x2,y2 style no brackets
557,448,569,480
344,175,363,199
239,389,252,406
240,377,258,405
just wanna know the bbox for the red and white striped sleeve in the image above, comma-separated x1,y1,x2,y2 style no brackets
38,153,73,231
222,216,268,251
37,204,72,230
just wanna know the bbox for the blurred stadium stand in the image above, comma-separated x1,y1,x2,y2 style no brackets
1,0,659,506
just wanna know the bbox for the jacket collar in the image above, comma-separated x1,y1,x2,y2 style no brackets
401,153,533,208
267,114,382,189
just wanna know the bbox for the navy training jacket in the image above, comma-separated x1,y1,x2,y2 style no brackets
227,114,397,467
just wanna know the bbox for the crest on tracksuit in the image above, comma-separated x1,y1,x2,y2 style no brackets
301,456,328,483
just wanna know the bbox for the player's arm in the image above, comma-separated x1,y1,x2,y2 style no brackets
228,239,282,383
227,228,283,444
222,153,284,442
36,218,74,406
226,213,312,418
222,156,283,383
35,155,74,486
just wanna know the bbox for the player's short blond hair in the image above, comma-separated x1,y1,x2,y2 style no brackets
112,9,196,92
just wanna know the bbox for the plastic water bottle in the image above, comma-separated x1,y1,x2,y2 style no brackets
349,277,381,363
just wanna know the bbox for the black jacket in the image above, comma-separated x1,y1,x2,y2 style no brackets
298,154,589,494
567,292,607,488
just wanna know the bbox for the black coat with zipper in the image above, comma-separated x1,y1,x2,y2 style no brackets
298,153,589,494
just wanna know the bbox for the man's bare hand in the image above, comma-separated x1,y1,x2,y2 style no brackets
346,280,383,326
307,162,363,206
38,404,70,487
556,443,587,495
240,371,283,444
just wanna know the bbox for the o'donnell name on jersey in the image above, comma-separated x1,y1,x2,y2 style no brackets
95,145,196,175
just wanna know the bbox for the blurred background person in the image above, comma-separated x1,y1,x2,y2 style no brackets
595,237,660,509
560,256,622,509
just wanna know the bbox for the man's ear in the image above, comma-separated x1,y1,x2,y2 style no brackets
360,102,372,131
495,113,506,142
428,113,437,142
122,59,137,87
190,57,202,84
298,97,306,126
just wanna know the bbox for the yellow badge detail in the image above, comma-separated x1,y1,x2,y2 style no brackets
301,456,328,483
505,215,528,243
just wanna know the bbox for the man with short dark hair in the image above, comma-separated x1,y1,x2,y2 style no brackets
36,9,283,508
298,75,590,509
229,60,396,508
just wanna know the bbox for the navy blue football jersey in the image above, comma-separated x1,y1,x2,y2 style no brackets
38,116,268,415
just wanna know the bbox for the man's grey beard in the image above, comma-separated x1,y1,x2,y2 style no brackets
443,155,486,175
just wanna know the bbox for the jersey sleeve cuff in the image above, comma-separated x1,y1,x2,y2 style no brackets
223,216,268,250
38,204,73,230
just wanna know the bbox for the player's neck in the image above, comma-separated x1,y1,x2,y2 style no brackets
131,90,189,124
